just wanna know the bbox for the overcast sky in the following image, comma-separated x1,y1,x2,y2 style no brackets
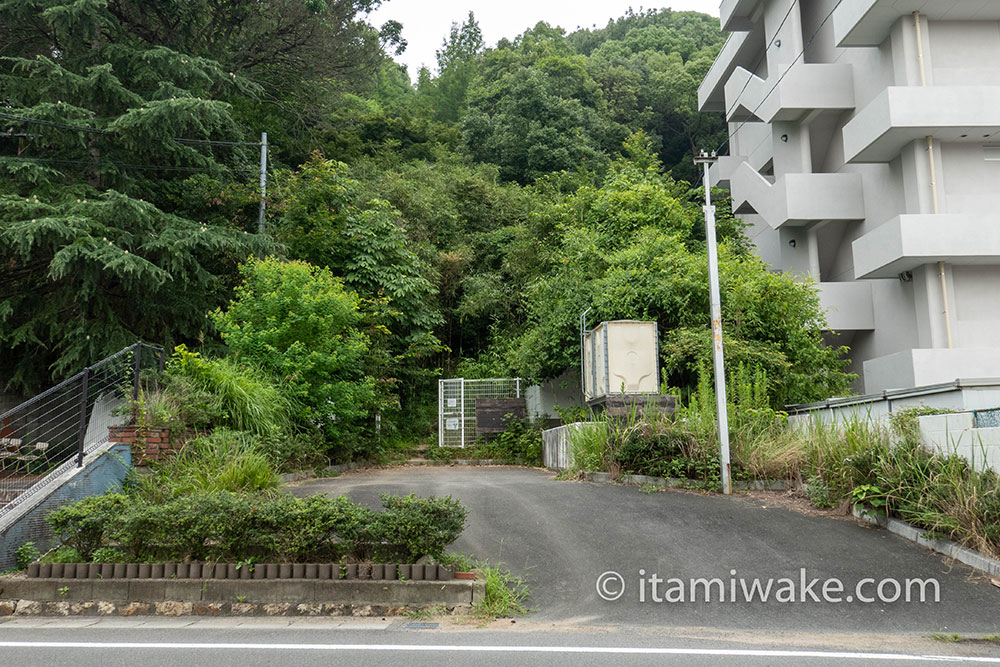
366,1,721,78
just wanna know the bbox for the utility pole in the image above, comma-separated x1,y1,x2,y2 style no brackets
694,149,731,495
257,131,267,234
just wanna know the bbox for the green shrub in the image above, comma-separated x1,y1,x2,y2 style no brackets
46,493,129,560
15,542,40,569
49,490,467,564
430,417,543,466
372,493,468,562
90,547,128,563
132,429,281,502
210,257,376,455
43,547,81,563
806,475,837,509
483,417,543,465
159,372,224,431
167,345,292,436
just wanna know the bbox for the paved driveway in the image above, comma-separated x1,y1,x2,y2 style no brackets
288,466,1000,635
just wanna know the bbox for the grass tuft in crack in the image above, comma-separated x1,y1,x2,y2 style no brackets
473,563,530,620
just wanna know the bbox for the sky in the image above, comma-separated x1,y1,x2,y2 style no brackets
366,1,721,78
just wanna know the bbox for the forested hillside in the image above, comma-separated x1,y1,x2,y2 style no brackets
1,2,852,459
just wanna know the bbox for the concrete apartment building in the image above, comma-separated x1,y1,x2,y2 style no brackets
698,0,1000,394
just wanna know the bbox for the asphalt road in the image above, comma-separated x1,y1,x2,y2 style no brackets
290,466,1000,635
2,617,1000,666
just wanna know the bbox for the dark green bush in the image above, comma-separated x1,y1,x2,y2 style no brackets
371,493,468,562
48,491,467,564
46,493,129,560
15,542,40,569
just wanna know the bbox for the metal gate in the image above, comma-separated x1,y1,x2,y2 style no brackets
438,378,522,448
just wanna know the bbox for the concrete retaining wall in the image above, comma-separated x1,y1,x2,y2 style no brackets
0,577,480,617
0,444,131,571
542,422,599,470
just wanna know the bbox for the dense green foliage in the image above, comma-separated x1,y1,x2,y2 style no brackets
459,138,852,405
427,417,543,467
212,257,375,448
3,3,855,459
47,490,467,563
165,344,293,436
0,0,275,389
132,429,283,503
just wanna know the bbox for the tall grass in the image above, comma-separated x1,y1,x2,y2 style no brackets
564,364,1000,560
168,346,292,436
133,429,280,502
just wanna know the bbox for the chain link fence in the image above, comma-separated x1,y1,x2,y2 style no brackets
438,378,522,448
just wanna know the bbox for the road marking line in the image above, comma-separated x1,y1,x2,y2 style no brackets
0,642,997,662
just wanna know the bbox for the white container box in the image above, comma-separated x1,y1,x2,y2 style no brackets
582,320,659,402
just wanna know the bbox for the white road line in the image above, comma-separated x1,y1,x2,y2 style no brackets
0,642,997,662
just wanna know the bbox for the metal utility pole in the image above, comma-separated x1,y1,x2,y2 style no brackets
257,131,268,234
694,149,732,495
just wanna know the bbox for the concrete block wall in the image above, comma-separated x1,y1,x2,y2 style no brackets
918,413,1000,473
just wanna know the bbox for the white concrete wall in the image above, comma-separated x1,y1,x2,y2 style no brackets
918,412,1000,473
541,422,599,471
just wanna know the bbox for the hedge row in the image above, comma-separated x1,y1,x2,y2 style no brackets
46,492,468,564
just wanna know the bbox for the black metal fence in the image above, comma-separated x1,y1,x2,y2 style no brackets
0,342,164,519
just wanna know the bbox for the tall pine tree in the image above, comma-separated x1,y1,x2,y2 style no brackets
0,0,271,392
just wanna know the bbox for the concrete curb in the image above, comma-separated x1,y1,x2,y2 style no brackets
852,506,1000,578
581,471,800,492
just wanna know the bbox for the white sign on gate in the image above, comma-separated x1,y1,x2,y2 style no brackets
439,377,522,448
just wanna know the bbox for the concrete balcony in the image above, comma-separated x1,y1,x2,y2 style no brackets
843,86,1000,162
834,0,1000,48
707,155,745,189
725,64,855,123
720,0,762,31
728,161,865,229
817,281,874,331
699,31,758,114
852,214,1000,279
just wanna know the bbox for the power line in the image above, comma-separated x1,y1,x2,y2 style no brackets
1,154,260,175
715,0,846,156
723,0,800,119
0,112,114,135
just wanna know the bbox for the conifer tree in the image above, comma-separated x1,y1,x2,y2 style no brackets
0,0,270,392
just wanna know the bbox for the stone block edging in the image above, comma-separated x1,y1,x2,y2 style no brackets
0,599,467,618
852,505,1000,578
0,577,482,617
581,470,800,492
